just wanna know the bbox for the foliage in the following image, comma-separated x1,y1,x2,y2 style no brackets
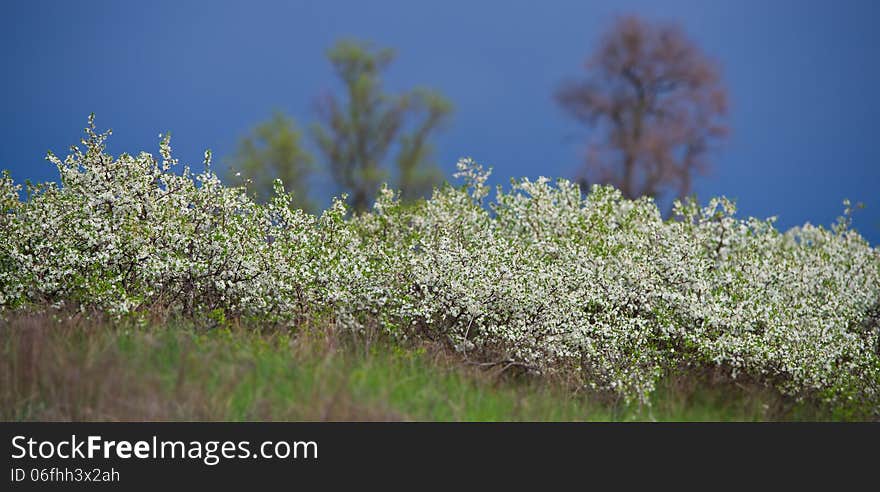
313,40,452,212
1,119,878,415
226,112,315,211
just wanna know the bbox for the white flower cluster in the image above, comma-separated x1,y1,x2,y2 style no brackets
0,117,360,323
2,119,879,412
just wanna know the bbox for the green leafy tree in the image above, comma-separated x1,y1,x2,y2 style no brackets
313,40,452,212
226,112,314,211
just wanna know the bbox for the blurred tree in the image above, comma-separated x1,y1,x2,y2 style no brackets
556,15,728,201
313,40,452,212
226,112,314,211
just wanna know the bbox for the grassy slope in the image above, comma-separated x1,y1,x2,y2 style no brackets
1,313,831,421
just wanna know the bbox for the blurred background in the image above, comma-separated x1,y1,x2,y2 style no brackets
2,0,878,242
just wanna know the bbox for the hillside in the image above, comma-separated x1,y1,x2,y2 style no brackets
2,119,879,419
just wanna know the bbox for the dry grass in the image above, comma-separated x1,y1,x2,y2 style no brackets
0,310,836,421
1,312,401,421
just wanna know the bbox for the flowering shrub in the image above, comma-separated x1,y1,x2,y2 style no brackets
2,118,879,413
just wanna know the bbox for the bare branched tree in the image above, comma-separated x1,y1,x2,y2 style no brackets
557,15,728,201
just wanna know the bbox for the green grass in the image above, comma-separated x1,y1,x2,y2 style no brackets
1,313,832,421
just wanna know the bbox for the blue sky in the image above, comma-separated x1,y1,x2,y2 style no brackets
3,0,879,243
